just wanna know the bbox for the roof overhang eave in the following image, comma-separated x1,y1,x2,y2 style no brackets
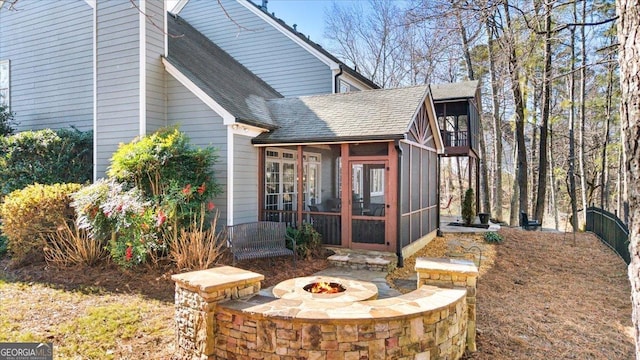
236,117,278,131
252,133,405,146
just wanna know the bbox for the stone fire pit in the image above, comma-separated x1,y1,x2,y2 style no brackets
172,258,478,360
272,276,378,302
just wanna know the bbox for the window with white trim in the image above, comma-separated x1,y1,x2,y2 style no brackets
264,148,322,212
0,60,9,107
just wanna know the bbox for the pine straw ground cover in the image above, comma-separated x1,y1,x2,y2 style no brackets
0,229,633,359
462,228,633,359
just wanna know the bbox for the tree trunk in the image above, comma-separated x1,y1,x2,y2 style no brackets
601,45,615,210
617,1,640,357
617,148,623,217
487,19,503,221
456,157,465,212
568,20,579,232
534,2,552,224
578,0,588,226
503,1,528,216
549,123,559,230
509,139,519,226
455,6,491,216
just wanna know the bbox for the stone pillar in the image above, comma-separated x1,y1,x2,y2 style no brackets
171,266,264,360
415,257,479,352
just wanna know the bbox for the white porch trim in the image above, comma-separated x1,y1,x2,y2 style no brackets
227,126,234,226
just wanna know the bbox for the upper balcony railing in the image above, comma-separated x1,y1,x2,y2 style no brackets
440,130,469,148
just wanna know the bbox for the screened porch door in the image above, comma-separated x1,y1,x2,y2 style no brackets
349,160,390,251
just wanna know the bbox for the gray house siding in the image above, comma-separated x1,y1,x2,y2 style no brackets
233,134,258,224
166,75,229,222
95,1,141,176
144,1,166,134
179,0,332,97
0,0,93,131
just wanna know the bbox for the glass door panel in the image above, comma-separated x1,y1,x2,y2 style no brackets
350,161,387,249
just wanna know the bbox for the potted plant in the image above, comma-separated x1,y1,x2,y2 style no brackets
478,213,490,225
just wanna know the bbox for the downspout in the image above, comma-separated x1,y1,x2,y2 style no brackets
333,64,343,93
395,140,404,268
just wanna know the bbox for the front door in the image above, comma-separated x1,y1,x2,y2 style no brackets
349,161,390,251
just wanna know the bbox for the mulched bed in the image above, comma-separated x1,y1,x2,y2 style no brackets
0,254,330,303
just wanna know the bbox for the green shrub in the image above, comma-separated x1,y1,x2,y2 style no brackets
461,188,475,225
0,183,82,265
286,223,322,259
107,127,221,231
74,128,222,268
0,235,7,257
0,104,16,136
72,179,164,267
484,231,503,244
0,128,92,196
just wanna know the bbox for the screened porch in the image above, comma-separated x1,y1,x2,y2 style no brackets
258,142,395,252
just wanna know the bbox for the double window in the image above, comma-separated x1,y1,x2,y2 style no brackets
265,148,321,212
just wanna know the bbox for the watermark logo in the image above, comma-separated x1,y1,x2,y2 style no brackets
0,343,52,360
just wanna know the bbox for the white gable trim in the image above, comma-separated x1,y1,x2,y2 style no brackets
425,89,445,153
237,0,339,70
162,57,236,124
405,88,444,154
85,0,95,9
168,0,189,14
229,123,266,137
339,72,375,91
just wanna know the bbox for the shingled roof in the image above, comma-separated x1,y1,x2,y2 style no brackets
165,14,282,129
431,80,479,101
254,85,430,144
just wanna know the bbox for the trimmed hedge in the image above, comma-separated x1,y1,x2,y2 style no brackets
0,128,92,196
0,183,83,265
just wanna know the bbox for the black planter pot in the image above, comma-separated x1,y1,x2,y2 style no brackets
478,213,490,225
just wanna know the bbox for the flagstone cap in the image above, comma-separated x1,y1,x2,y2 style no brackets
172,266,264,293
415,257,478,275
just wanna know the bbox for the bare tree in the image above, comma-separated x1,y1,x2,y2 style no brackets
325,0,409,88
502,0,528,217
578,0,588,226
533,1,552,224
486,13,504,221
617,0,640,357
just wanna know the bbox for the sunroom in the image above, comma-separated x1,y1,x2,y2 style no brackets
253,85,445,261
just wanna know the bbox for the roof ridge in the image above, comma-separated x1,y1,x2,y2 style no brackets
266,84,428,103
